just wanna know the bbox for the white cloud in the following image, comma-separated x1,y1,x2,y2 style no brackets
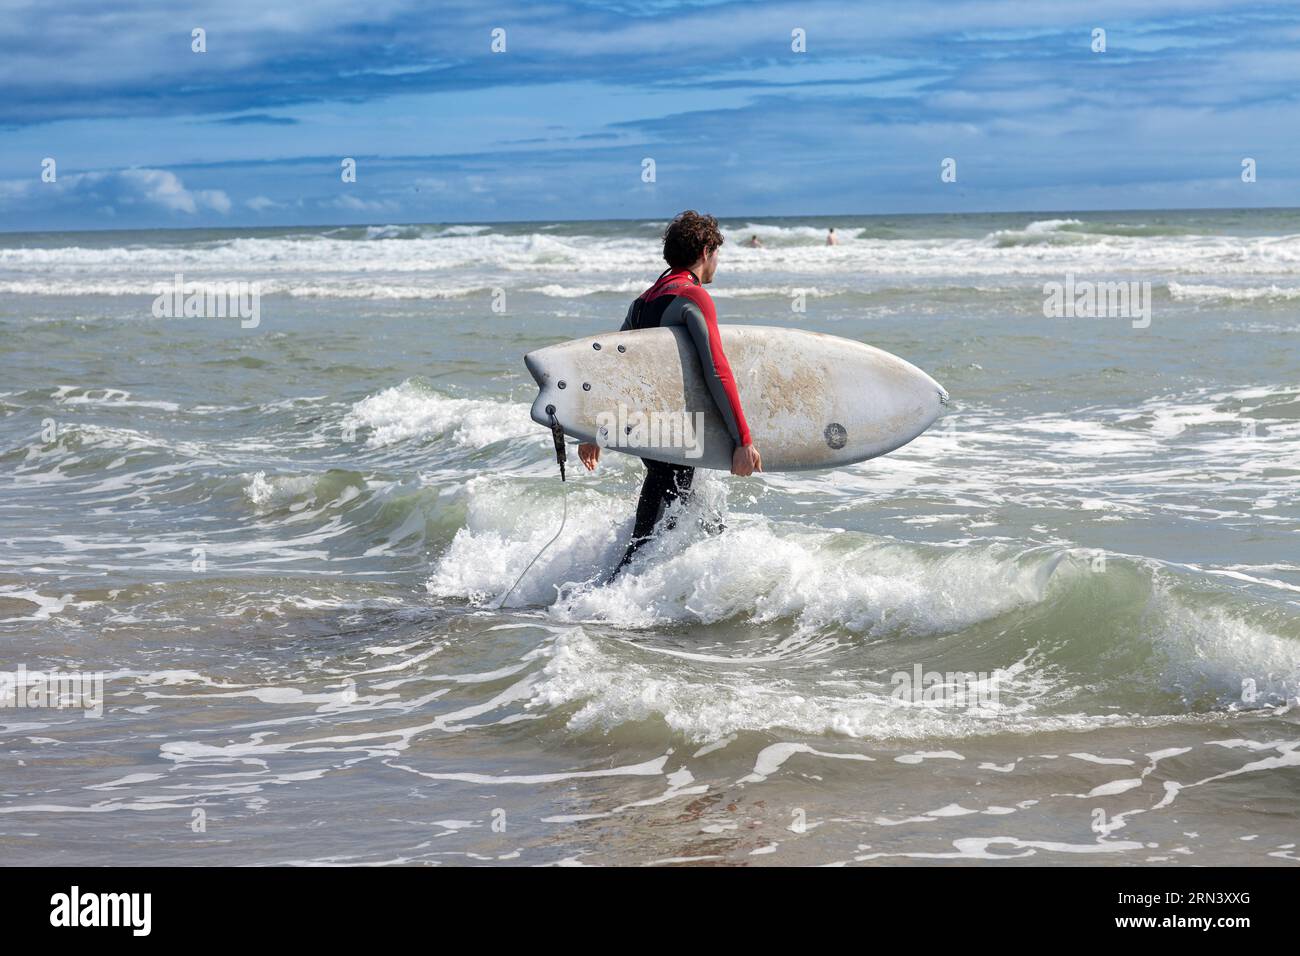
328,194,401,212
118,168,230,214
0,167,230,216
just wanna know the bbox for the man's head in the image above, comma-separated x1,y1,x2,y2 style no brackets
663,210,724,283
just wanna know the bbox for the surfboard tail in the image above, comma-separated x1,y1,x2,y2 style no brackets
523,348,558,429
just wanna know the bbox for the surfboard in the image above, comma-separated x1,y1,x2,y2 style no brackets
524,325,948,472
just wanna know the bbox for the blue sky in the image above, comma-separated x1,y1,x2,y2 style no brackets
2,0,1298,230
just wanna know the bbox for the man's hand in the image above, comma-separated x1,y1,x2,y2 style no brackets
731,443,762,476
578,442,601,471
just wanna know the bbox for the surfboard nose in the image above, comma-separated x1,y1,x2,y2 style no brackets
914,367,949,419
926,379,950,428
895,365,948,443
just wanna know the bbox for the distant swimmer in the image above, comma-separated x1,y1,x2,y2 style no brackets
826,228,838,246
748,234,763,248
577,211,763,579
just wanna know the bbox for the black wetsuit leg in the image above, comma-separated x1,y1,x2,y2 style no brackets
611,459,695,578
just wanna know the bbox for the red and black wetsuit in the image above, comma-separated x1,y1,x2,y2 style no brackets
612,267,751,576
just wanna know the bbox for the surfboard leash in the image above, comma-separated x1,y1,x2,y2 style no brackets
495,407,570,609
549,407,567,482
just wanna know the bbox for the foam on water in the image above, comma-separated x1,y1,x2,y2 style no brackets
1146,580,1300,707
428,470,1056,630
523,626,1056,741
242,471,315,507
552,521,1060,636
520,595,1299,743
413,463,1300,745
242,470,365,513
343,380,535,449
1170,281,1300,302
5,221,1300,303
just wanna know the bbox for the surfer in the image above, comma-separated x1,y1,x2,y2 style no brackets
577,210,763,577
748,234,763,248
826,227,838,246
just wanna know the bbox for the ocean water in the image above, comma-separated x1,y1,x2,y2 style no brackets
1,209,1297,866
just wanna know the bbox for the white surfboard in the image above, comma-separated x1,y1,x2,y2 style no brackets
524,325,948,472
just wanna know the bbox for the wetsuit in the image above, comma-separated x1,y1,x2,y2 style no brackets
611,267,751,576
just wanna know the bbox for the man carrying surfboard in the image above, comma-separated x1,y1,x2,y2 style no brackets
576,210,763,576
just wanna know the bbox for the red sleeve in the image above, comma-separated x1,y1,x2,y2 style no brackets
679,286,752,447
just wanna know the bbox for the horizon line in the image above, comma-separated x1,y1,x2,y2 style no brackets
2,202,1297,238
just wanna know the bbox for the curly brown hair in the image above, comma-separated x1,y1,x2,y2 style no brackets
662,210,724,270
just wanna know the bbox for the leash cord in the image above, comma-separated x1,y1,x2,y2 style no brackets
495,411,569,609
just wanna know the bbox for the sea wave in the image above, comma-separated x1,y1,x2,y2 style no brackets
5,227,1300,296
342,379,535,449
1169,281,1300,302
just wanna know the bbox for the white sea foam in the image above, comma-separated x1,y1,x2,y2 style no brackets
517,582,1300,742
525,626,1095,742
343,380,535,448
51,386,180,411
5,228,1300,302
1169,281,1300,302
430,475,1064,633
1147,582,1300,706
243,471,324,510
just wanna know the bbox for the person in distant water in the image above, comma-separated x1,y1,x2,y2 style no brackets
578,211,763,579
826,227,838,246
748,234,763,248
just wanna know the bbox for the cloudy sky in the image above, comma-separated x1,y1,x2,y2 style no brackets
2,0,1297,230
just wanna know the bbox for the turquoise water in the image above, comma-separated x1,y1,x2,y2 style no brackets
1,210,1297,865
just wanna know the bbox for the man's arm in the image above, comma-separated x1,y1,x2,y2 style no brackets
618,298,639,332
676,287,752,448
